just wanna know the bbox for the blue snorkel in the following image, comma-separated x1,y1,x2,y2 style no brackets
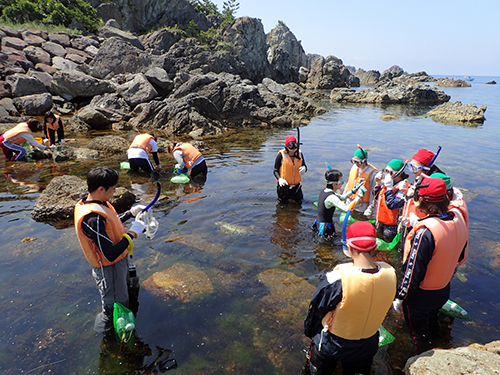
143,181,161,212
427,146,442,169
341,199,358,253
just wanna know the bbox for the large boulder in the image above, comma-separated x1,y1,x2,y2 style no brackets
405,341,500,374
117,73,158,107
6,74,46,97
32,175,135,227
88,37,155,79
0,53,26,79
23,45,52,66
87,135,129,154
97,25,144,50
381,64,405,80
405,71,436,82
50,70,115,100
140,28,182,54
266,24,308,83
304,54,353,89
354,68,381,85
426,101,487,123
13,92,53,116
330,80,450,105
94,0,211,33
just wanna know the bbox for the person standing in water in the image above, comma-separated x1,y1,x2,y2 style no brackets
273,135,307,204
43,111,65,147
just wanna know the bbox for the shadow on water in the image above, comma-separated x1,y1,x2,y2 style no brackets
1,79,500,374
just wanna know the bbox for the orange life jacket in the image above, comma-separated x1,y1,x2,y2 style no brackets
403,208,468,290
376,180,408,225
129,134,154,154
3,122,31,145
74,200,128,268
346,164,377,203
278,149,303,185
449,187,469,266
173,143,202,169
46,114,63,130
321,262,396,340
400,197,426,227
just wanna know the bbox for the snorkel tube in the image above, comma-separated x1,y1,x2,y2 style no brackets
143,181,161,212
357,144,368,160
427,146,442,168
341,199,358,253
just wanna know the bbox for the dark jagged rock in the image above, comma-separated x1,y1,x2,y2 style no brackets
87,135,130,153
354,69,381,85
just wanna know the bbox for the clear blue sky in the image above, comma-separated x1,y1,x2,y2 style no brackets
212,0,499,76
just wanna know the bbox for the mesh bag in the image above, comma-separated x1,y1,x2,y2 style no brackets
113,302,136,343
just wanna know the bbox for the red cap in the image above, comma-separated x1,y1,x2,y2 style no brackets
346,221,377,252
416,177,447,202
285,135,297,145
412,148,434,165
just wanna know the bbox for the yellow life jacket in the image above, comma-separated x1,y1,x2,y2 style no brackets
322,262,396,340
174,143,202,169
129,134,154,154
278,149,303,185
3,122,31,145
46,114,63,130
74,200,128,268
403,208,468,290
346,164,377,203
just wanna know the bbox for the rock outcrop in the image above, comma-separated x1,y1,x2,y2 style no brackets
330,80,450,105
354,68,380,85
426,101,487,123
31,174,136,227
405,341,500,374
435,78,471,87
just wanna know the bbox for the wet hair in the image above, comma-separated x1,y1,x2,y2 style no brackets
415,191,450,216
86,166,119,193
167,142,177,154
27,118,40,132
44,111,56,123
147,131,157,141
325,169,342,184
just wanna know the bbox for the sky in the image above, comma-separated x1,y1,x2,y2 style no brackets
211,0,500,76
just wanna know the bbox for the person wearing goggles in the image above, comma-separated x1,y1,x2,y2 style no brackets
373,159,409,242
343,146,378,220
312,169,366,240
273,135,307,205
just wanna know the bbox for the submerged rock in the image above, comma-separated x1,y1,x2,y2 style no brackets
142,263,214,302
405,341,500,374
435,78,471,87
426,101,487,123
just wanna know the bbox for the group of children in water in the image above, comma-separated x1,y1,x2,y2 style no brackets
274,136,469,374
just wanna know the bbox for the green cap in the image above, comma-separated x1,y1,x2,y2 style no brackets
353,148,367,159
431,172,452,190
387,159,404,172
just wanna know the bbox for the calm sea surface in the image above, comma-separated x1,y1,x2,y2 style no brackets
1,76,499,374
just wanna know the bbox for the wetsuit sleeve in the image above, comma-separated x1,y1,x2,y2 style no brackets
384,189,406,209
397,227,435,300
23,133,47,150
81,213,129,263
173,150,185,168
304,273,343,338
273,152,283,180
324,193,350,211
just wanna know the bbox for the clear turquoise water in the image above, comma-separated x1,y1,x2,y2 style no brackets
0,76,499,374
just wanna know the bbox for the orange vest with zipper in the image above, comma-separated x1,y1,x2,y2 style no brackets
403,208,468,290
278,149,303,185
321,262,396,340
346,164,376,203
74,200,128,268
376,181,408,225
129,134,154,154
173,143,202,169
3,123,31,144
46,115,63,130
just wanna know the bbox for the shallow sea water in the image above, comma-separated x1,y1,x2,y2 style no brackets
0,76,499,374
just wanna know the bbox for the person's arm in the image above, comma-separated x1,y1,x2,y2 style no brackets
384,189,406,209
173,149,185,168
42,123,48,139
304,272,343,338
23,133,47,150
299,152,307,172
149,139,160,166
81,213,130,263
397,227,435,300
273,152,283,180
324,193,350,211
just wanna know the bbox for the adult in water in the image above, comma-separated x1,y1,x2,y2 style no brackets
311,169,365,239
127,131,161,175
0,119,47,161
43,111,65,147
373,159,409,242
304,221,396,375
167,141,207,180
74,166,147,332
273,135,307,205
392,177,468,354
343,145,378,220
